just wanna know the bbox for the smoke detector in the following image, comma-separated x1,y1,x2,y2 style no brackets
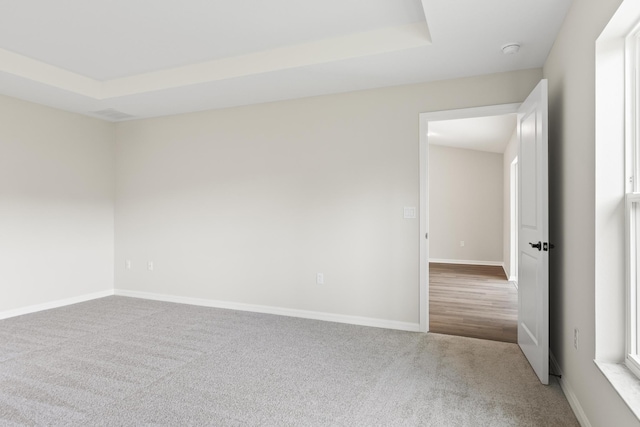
501,43,521,55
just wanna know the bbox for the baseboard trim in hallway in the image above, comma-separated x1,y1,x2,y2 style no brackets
429,258,505,268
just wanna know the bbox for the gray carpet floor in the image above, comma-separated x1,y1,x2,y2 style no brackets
0,296,578,426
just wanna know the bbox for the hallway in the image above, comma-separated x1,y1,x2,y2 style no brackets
429,263,517,343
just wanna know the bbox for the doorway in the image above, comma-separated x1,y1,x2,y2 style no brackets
420,81,550,384
418,103,521,334
429,262,517,342
426,112,518,342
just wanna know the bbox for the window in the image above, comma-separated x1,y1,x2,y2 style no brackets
626,193,640,377
626,26,640,379
595,0,640,417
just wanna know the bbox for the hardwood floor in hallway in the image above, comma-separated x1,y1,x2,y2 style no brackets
429,263,517,343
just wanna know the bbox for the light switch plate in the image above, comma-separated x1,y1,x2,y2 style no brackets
403,207,416,219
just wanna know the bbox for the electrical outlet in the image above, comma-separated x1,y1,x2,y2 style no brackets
316,273,324,285
574,328,579,350
460,241,465,247
148,261,154,271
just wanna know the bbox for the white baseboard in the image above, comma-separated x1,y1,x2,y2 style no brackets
505,270,518,288
429,258,504,267
114,289,420,332
0,289,114,320
550,352,592,427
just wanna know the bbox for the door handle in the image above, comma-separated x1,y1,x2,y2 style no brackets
529,241,542,251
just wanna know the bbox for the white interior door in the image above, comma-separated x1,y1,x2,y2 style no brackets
517,79,549,385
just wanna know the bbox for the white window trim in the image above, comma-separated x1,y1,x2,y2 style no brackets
595,0,640,420
627,25,640,381
626,193,640,379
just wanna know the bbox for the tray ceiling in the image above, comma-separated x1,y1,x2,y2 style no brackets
0,0,572,121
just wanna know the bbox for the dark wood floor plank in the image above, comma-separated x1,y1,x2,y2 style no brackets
429,263,517,343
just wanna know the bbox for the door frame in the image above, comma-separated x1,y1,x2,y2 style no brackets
510,156,519,284
418,103,521,332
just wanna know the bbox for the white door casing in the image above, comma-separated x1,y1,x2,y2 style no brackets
517,79,549,385
510,158,519,284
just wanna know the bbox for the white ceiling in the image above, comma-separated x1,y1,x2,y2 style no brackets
428,114,517,153
0,0,572,121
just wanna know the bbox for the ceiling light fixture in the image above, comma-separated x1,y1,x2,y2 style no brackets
501,43,521,55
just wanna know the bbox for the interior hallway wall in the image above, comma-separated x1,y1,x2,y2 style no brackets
429,144,503,265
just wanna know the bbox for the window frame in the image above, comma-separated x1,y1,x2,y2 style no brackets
625,25,640,379
625,194,640,378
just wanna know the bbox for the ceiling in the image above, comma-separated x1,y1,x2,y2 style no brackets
0,0,572,121
428,114,517,153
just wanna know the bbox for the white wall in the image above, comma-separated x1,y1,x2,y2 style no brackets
429,145,503,264
543,0,640,425
0,95,115,315
502,129,517,280
114,68,541,326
